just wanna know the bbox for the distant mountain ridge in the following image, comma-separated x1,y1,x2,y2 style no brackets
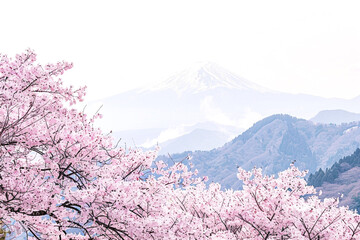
310,109,360,124
157,114,360,190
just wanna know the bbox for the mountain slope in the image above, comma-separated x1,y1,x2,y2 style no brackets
157,114,360,190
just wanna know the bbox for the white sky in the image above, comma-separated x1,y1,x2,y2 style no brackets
1,0,360,101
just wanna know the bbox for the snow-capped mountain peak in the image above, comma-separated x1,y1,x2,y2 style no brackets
145,62,269,94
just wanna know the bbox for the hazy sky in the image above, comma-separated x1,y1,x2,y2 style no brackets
2,0,360,101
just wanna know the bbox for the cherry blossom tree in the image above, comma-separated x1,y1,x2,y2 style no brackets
0,49,203,239
177,165,360,239
1,50,359,239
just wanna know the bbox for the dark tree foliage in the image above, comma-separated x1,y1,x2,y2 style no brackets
307,148,360,187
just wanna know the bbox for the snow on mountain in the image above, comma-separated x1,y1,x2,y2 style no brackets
143,62,270,94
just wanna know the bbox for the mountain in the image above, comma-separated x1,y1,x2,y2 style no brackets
86,62,360,134
308,149,360,212
310,109,360,125
157,114,360,190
